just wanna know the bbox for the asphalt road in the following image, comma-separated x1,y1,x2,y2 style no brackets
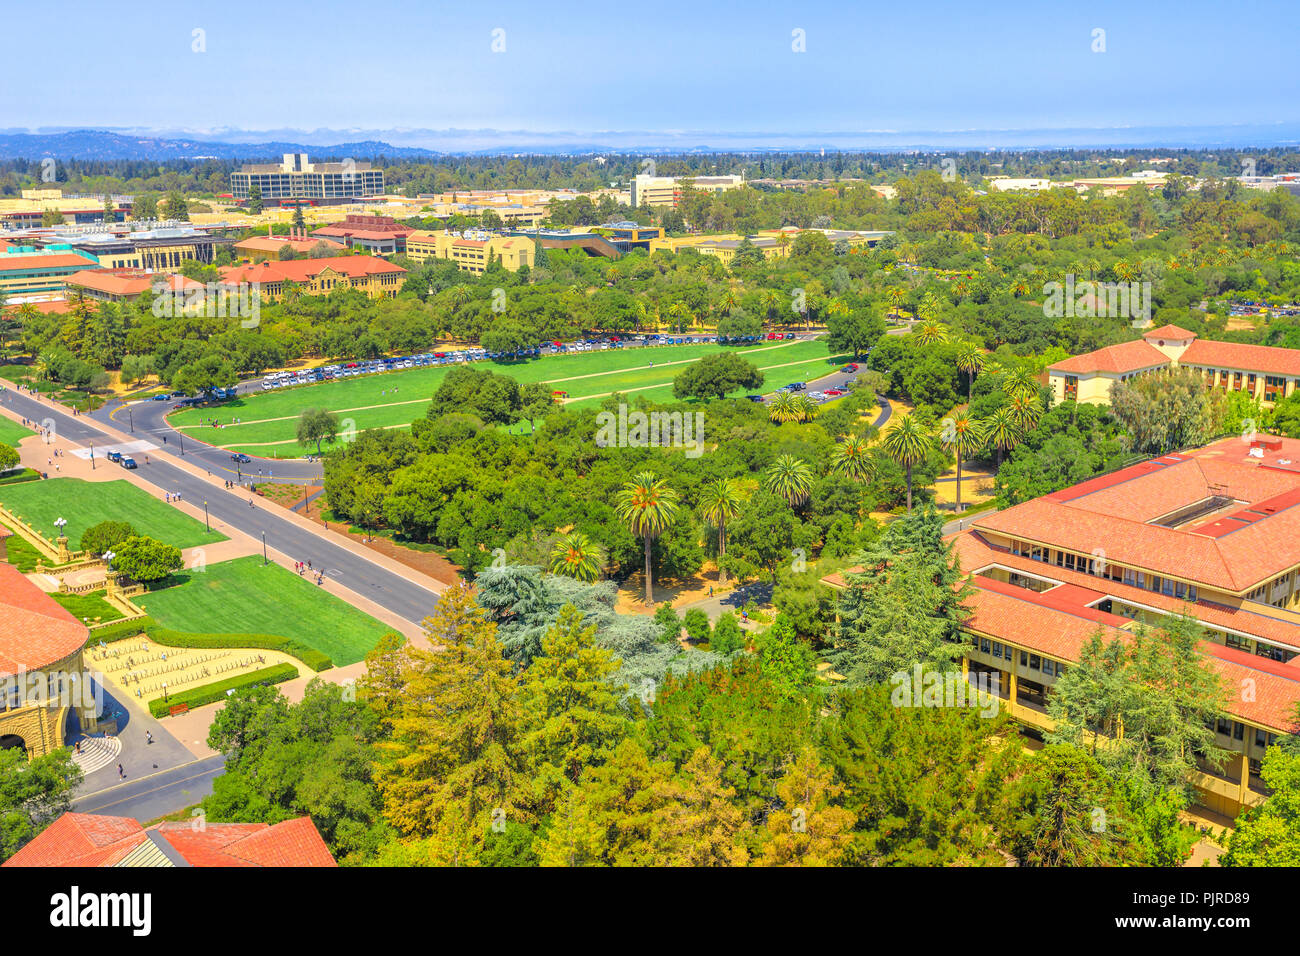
72,754,225,821
0,386,442,627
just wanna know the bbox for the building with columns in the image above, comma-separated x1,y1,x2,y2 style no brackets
0,561,97,759
1048,323,1300,407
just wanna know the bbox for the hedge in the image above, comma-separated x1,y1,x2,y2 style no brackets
148,663,298,718
84,616,332,671
0,468,40,486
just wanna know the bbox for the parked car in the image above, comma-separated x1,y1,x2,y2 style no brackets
841,363,859,373
784,333,795,339
746,395,765,402
120,457,137,469
106,451,122,463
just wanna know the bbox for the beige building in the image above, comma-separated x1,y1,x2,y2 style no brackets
1048,323,1300,407
0,559,97,759
630,173,745,208
405,230,533,274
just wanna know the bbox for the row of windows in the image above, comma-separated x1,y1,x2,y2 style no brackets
976,638,1064,678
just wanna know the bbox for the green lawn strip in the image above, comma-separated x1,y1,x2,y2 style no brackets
0,478,226,549
134,556,391,667
0,417,33,446
1,532,43,572
49,590,125,625
166,340,825,436
147,663,298,719
198,341,840,455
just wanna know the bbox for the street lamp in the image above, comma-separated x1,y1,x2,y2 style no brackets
103,550,115,570
89,445,95,470
54,517,66,536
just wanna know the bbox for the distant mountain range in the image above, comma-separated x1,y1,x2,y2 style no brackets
2,125,1300,161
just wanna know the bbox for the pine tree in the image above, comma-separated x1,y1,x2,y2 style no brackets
757,748,855,866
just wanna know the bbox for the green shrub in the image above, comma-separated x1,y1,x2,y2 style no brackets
0,468,40,486
148,663,298,718
682,608,711,644
80,519,137,555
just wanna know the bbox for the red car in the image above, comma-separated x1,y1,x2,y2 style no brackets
841,363,859,373
824,388,846,397
766,332,779,340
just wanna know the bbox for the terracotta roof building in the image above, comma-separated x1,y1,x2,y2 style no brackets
218,255,405,301
65,269,204,303
1048,325,1300,406
822,434,1300,817
233,231,345,263
4,813,336,867
0,562,97,757
311,214,413,255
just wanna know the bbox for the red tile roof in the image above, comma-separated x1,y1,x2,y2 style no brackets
1143,323,1196,340
1180,339,1300,377
0,562,89,675
1048,338,1170,375
66,269,203,297
4,814,336,867
219,255,406,286
0,253,97,273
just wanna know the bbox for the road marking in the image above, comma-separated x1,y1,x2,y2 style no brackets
76,761,221,812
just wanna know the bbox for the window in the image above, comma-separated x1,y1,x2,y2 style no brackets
1234,722,1245,741
1217,717,1231,736
980,638,991,654
992,642,1003,659
1020,651,1028,667
1028,654,1041,670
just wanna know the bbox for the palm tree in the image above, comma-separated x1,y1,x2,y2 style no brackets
699,477,744,585
668,302,691,333
881,416,933,513
615,471,681,605
763,455,814,508
830,433,874,482
549,531,602,582
943,412,987,514
769,391,798,423
449,285,473,311
984,405,1021,469
915,319,948,346
1008,392,1043,433
1001,366,1038,400
955,342,984,398
792,394,818,423
888,287,906,319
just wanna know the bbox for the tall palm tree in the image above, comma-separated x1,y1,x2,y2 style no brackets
769,391,798,424
984,405,1021,469
955,342,984,398
1001,366,1038,400
888,287,906,319
449,285,473,311
763,455,814,508
699,477,744,585
615,471,680,605
915,319,948,346
1008,392,1043,433
881,416,933,513
549,531,602,582
943,412,987,514
792,394,818,423
668,302,691,333
830,433,874,482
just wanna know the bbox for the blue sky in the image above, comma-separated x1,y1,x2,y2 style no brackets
5,0,1299,137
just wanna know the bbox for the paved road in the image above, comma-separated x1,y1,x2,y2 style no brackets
72,754,225,821
0,386,442,627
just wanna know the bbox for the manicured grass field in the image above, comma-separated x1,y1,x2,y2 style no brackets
0,478,227,550
49,590,125,625
0,417,33,447
135,556,393,666
167,338,849,457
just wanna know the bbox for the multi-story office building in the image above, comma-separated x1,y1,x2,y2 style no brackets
230,154,384,204
405,230,533,274
1049,323,1300,407
0,247,98,298
630,173,744,208
824,433,1300,816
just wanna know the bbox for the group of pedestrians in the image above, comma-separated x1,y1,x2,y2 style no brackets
163,490,182,503
294,560,326,586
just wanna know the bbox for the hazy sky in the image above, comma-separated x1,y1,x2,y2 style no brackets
6,0,1298,135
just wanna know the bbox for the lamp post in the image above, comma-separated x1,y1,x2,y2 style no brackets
203,500,210,532
262,531,267,566
89,445,95,470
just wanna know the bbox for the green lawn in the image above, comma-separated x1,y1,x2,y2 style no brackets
135,556,393,666
167,338,848,456
49,590,125,625
0,478,227,550
0,417,32,447
1,533,42,572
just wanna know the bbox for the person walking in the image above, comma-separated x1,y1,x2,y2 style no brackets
146,731,153,745
117,763,125,780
